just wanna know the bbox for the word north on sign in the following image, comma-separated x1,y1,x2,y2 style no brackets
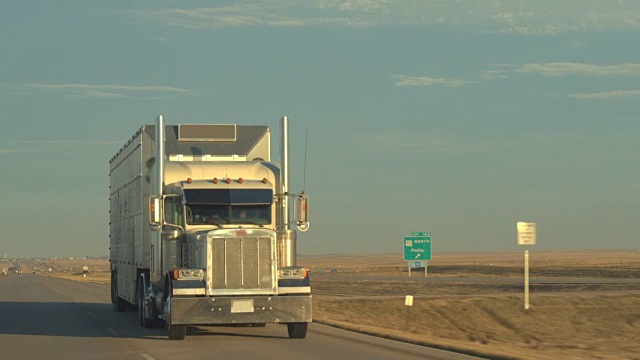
403,233,432,261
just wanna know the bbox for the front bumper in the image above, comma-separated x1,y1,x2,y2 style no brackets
169,295,312,326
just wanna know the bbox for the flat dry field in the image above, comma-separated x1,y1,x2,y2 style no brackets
37,250,640,360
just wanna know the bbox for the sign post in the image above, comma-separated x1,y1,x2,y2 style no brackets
516,222,536,310
407,261,428,278
404,232,432,278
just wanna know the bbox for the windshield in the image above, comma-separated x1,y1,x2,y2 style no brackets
186,204,271,226
184,189,272,204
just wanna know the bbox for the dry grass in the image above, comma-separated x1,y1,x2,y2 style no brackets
313,294,640,360
303,250,640,360
36,258,111,284
39,250,640,360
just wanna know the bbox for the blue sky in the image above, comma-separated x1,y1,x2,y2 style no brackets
1,1,639,257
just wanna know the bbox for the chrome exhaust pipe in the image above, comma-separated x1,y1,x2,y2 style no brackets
155,115,165,194
280,116,289,230
279,116,296,266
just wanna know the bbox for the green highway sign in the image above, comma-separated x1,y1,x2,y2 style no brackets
412,232,431,237
404,234,432,261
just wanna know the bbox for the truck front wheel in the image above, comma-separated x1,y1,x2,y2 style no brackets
137,276,159,328
164,280,186,340
287,323,308,339
167,323,186,340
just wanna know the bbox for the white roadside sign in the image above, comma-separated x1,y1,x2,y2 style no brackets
517,222,536,245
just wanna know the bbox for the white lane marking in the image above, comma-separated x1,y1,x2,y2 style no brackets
107,328,119,336
140,353,157,360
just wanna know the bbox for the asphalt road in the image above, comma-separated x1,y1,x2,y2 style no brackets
0,274,483,360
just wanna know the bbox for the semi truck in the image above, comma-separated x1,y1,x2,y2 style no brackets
109,115,311,340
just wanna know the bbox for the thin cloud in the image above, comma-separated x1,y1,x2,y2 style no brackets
359,130,589,154
357,131,495,154
19,83,195,99
393,75,473,87
0,148,22,154
483,63,640,101
0,139,122,155
134,1,640,34
136,5,313,29
314,0,392,12
482,68,511,80
522,131,587,142
571,39,589,48
569,89,640,99
513,63,640,77
486,63,640,78
397,62,640,91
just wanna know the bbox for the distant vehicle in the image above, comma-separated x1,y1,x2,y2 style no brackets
109,116,311,340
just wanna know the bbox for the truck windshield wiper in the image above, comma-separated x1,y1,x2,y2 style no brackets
240,221,264,227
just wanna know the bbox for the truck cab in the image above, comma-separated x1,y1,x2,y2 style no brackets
110,116,310,340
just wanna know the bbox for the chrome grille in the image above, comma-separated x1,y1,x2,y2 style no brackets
210,236,274,290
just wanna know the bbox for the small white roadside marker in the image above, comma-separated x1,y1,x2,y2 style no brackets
405,295,413,307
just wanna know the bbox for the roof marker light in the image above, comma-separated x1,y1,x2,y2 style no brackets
225,178,232,184
187,178,192,184
213,178,218,184
238,178,244,184
262,178,268,184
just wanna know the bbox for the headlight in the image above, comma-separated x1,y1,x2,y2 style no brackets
172,268,205,280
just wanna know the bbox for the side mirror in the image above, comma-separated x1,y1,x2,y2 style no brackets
294,193,309,232
149,195,163,227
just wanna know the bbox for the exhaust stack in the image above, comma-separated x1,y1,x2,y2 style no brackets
280,116,290,229
155,115,165,195
279,116,296,267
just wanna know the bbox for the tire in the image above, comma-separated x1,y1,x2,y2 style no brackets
137,276,158,328
137,280,144,326
111,271,127,312
167,324,187,340
287,323,308,339
164,280,186,340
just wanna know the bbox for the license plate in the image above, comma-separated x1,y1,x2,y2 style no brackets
231,299,254,313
